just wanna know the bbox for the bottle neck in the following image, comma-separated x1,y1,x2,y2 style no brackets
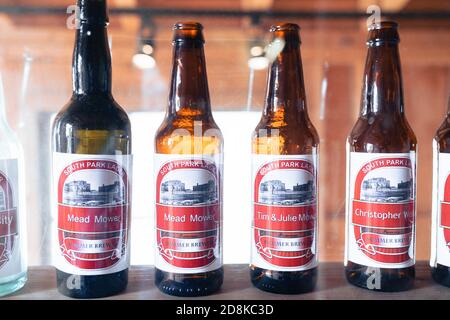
360,43,404,116
264,41,308,119
72,22,112,96
168,41,211,115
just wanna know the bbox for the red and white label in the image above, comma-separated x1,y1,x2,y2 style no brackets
431,150,450,267
251,154,318,271
345,152,416,269
154,154,222,274
0,159,25,278
53,153,132,275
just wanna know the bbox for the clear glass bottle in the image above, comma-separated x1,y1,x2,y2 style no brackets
0,74,28,297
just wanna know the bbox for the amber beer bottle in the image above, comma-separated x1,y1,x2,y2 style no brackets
154,22,223,297
345,21,417,291
431,97,450,287
52,0,132,298
250,23,319,294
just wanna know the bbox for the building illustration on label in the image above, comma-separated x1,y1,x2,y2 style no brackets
57,159,129,270
160,179,217,206
0,188,7,210
156,159,221,270
259,179,315,205
351,156,415,265
253,159,317,269
361,177,413,203
0,170,18,270
63,179,125,207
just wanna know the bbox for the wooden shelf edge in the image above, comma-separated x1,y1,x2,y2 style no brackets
3,261,449,300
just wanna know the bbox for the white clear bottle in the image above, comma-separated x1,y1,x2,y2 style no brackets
0,75,27,296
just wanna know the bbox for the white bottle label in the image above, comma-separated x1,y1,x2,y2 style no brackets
0,159,25,278
345,152,416,269
53,153,132,276
431,150,450,267
154,154,223,274
251,154,318,271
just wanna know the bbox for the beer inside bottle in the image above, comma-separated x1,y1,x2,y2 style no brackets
431,97,450,287
250,23,319,294
345,21,417,291
52,0,132,298
154,22,224,297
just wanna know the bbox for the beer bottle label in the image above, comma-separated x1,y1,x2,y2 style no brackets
431,149,450,267
154,154,223,274
251,154,318,271
346,152,416,269
53,153,132,275
0,159,25,278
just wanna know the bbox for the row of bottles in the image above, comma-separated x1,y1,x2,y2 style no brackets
0,0,449,298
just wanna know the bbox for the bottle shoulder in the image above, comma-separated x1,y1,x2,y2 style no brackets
348,115,417,153
0,133,22,159
252,116,319,154
435,116,450,152
52,95,131,154
0,120,23,157
155,113,222,139
155,114,223,154
53,95,131,133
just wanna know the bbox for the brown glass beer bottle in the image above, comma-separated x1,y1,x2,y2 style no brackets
345,21,417,291
154,22,224,297
52,0,132,298
431,97,450,287
250,23,319,294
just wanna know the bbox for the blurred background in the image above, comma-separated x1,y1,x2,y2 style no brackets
0,0,447,267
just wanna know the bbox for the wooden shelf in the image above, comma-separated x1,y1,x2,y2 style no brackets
4,261,450,300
